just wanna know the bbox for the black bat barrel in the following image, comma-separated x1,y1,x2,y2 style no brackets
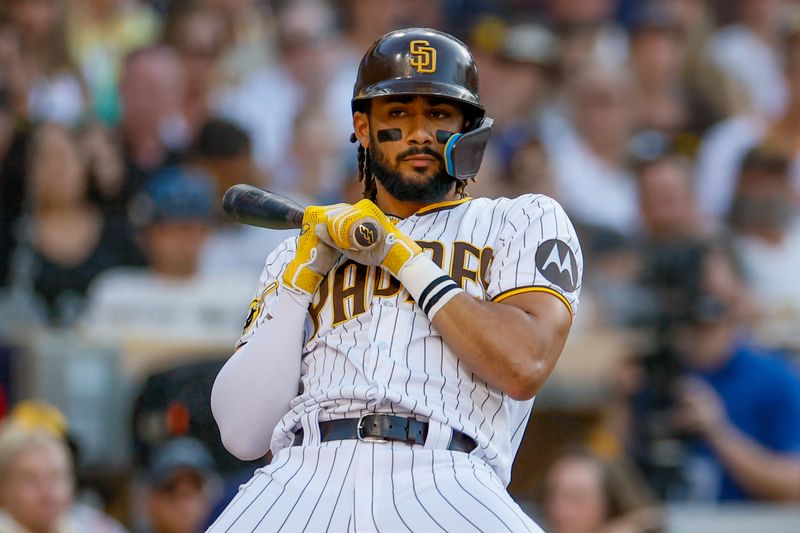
222,184,304,230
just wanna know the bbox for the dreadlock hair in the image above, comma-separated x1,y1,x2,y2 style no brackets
357,143,378,201
455,179,469,199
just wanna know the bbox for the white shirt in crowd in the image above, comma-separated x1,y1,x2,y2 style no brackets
709,24,788,118
735,220,800,352
546,127,639,235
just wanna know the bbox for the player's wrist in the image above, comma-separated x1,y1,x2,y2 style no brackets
382,232,422,276
281,259,322,301
397,255,464,320
281,284,316,308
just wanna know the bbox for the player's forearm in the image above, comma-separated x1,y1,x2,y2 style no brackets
397,255,570,400
211,289,305,460
705,421,800,501
431,292,568,400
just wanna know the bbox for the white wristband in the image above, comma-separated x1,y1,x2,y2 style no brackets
397,255,464,320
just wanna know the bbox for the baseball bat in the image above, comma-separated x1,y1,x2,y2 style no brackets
222,184,383,250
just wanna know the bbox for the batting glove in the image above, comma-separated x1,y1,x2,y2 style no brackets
319,200,465,320
282,204,344,299
319,199,422,277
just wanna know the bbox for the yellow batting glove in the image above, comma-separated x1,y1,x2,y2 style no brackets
282,205,344,298
321,199,422,277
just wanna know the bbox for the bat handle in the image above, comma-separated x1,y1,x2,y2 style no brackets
347,217,384,251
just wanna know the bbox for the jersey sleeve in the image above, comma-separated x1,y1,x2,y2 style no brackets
235,237,297,349
486,195,583,316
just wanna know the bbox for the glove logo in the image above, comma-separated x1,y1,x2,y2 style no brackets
535,239,578,292
409,40,436,73
354,221,378,248
301,222,311,235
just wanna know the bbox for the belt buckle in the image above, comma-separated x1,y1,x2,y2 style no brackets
356,414,387,443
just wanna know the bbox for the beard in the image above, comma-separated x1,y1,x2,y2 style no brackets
368,141,456,203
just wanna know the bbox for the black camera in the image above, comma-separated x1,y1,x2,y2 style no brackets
629,240,728,499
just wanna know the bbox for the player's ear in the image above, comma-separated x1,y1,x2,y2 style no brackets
353,111,370,149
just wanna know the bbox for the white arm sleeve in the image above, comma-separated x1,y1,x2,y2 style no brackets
211,287,308,461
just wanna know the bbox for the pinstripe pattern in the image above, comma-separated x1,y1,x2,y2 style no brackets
209,441,544,532
214,194,581,531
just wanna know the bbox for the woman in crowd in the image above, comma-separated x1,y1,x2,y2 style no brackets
542,448,663,533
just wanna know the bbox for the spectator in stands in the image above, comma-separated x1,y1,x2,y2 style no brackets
548,0,628,74
215,0,353,176
541,448,663,533
729,146,800,354
23,123,144,325
117,46,188,211
67,0,161,125
80,166,253,372
0,99,31,287
281,100,349,203
338,0,406,60
79,122,128,209
0,423,76,533
0,404,126,532
191,119,293,280
0,0,88,126
629,241,800,501
546,63,640,236
587,153,709,328
202,0,273,88
140,437,218,533
708,0,788,118
637,154,707,243
762,28,800,189
695,24,800,219
129,167,214,280
506,137,559,200
626,0,736,158
468,20,561,198
163,3,230,135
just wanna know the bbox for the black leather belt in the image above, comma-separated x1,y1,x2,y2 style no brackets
292,414,477,453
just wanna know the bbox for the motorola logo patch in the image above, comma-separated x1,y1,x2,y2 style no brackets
535,239,578,292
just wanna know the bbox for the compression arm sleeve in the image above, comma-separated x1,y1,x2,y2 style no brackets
210,289,307,461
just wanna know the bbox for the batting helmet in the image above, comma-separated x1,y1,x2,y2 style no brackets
352,28,492,180
352,28,483,118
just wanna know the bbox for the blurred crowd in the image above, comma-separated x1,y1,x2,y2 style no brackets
1,0,800,531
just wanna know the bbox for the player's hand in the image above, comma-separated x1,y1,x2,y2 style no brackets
281,204,345,298
318,199,422,277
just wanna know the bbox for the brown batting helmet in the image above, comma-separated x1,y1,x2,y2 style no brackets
352,28,484,121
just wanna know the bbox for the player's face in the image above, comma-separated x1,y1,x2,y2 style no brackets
355,95,464,202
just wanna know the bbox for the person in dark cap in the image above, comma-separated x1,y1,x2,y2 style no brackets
79,165,253,359
128,165,216,279
142,437,218,533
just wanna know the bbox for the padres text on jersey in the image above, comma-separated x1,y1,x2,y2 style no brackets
239,194,583,485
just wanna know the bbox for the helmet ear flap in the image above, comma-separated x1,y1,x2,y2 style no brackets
442,118,493,181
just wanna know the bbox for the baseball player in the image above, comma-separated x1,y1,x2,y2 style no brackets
209,28,583,532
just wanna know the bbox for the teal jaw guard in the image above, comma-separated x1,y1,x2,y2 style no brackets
444,133,462,177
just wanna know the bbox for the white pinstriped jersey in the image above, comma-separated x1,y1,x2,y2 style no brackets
238,194,583,485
